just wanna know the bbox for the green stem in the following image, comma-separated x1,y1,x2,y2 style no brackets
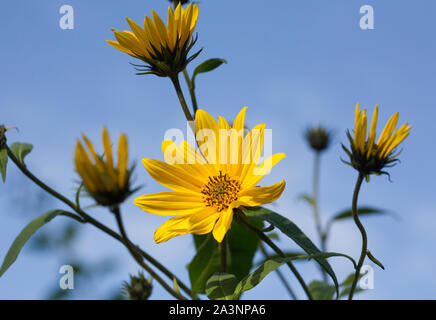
182,69,198,114
219,235,227,273
312,151,327,282
112,206,187,300
259,243,297,300
348,173,366,300
6,145,196,299
236,212,314,300
170,75,194,128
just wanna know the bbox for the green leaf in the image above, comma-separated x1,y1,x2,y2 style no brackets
0,148,7,182
255,251,305,267
173,277,181,295
188,218,262,294
188,234,221,294
309,281,336,300
9,142,33,165
192,58,227,82
366,250,385,270
338,272,365,299
242,206,339,297
331,206,386,221
233,256,306,299
0,210,83,277
206,273,238,300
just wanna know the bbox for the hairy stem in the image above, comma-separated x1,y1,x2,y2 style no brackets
348,173,366,300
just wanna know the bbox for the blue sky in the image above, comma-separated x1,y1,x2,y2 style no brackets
1,0,436,299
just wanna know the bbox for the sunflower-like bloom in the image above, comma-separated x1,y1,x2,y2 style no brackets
107,3,200,77
74,127,134,206
134,107,286,243
343,103,412,177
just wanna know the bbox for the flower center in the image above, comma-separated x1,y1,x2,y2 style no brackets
201,171,241,212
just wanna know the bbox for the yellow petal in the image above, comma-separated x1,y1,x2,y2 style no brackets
102,127,118,186
144,16,163,51
212,207,234,243
377,112,399,146
167,5,177,49
239,180,286,207
117,134,128,188
154,208,218,243
242,153,286,189
152,10,170,47
366,105,378,158
142,158,204,193
134,191,204,216
195,109,219,167
106,40,135,56
113,30,146,57
190,4,199,31
238,123,265,180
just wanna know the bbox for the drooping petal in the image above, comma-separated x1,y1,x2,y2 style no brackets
154,208,218,243
212,207,234,243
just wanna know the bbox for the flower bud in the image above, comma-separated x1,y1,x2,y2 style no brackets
123,272,153,300
305,126,332,153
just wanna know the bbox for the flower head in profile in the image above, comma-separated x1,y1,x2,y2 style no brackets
305,125,333,153
74,127,135,207
134,107,286,243
342,103,412,178
107,3,201,77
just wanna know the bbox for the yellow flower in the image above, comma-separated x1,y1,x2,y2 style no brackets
343,103,412,176
134,107,286,243
107,3,201,77
74,127,134,206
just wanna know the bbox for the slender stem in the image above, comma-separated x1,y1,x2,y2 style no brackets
170,75,194,127
6,145,196,299
348,173,366,300
112,206,187,300
236,212,314,300
182,69,198,114
312,151,327,282
259,243,297,300
219,235,227,273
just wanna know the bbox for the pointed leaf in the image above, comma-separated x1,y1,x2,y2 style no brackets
9,142,33,165
0,148,7,182
366,250,385,270
192,58,227,82
0,210,84,277
309,281,336,300
206,273,238,300
242,206,339,297
331,207,387,221
188,218,262,294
